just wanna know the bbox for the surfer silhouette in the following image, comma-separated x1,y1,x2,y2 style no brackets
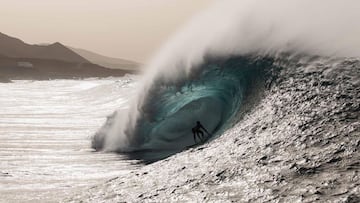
192,121,209,143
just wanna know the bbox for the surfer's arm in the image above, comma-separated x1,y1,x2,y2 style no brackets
200,126,209,134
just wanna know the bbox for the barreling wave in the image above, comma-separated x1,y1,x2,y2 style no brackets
92,54,278,161
130,57,272,146
92,0,360,162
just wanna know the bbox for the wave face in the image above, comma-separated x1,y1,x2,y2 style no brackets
132,57,271,153
93,0,360,162
93,56,273,161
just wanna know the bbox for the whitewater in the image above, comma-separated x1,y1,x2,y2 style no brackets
0,78,139,202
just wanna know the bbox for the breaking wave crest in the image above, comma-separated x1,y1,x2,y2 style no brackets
129,57,271,149
92,55,275,161
92,0,360,162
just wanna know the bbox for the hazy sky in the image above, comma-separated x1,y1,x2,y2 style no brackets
0,0,212,62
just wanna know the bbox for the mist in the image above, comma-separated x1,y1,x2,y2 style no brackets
148,0,360,76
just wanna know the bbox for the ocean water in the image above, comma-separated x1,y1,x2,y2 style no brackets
1,1,360,201
0,78,137,202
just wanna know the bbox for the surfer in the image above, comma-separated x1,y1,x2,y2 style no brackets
192,121,209,143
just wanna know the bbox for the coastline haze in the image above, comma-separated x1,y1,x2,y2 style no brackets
0,0,212,63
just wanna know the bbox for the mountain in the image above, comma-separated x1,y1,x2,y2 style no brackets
0,32,88,63
69,47,140,70
0,32,134,81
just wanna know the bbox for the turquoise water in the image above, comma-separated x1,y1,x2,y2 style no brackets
129,57,274,160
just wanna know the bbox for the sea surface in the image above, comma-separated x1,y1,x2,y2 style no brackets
0,78,137,202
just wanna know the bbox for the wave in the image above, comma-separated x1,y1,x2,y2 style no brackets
92,0,360,162
92,55,279,161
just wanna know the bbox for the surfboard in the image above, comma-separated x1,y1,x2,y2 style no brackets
186,134,212,149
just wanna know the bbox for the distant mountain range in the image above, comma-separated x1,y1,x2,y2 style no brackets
69,47,140,70
0,32,139,82
0,32,89,63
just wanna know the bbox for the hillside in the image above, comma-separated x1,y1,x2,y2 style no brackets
0,32,88,63
70,47,140,70
0,33,135,81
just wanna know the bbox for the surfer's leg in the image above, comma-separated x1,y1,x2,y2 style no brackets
193,133,197,143
195,132,200,142
199,131,204,141
196,131,202,142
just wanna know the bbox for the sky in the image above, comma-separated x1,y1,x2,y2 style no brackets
0,0,212,62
